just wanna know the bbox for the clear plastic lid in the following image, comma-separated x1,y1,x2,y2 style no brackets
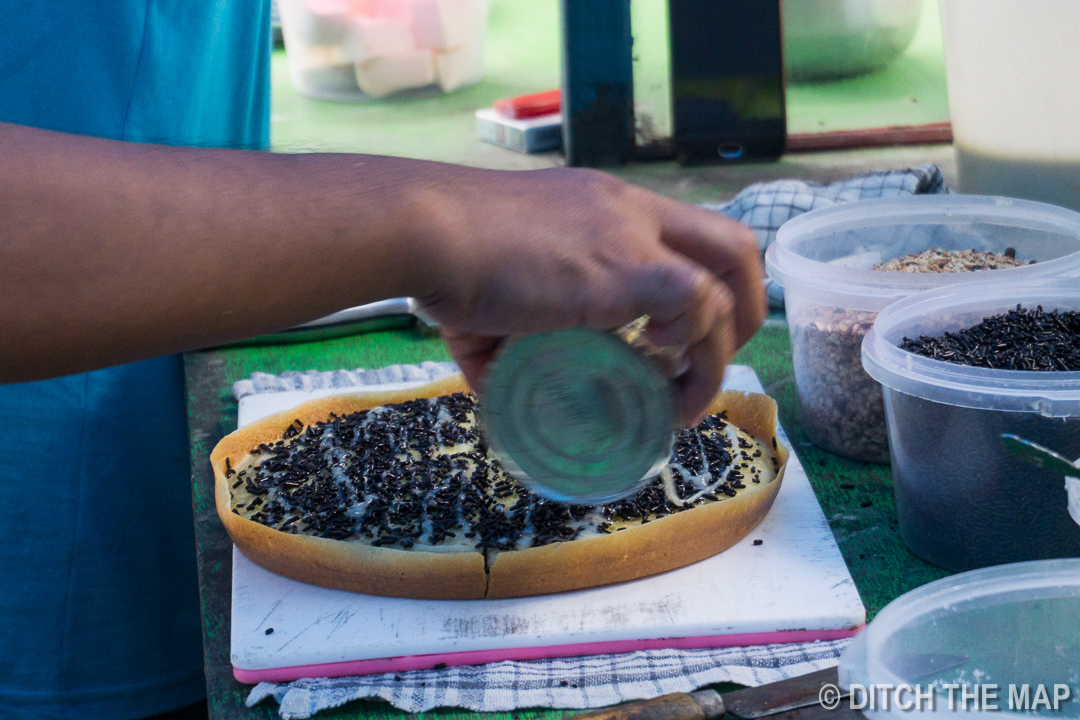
839,559,1080,720
765,195,1080,311
861,279,1080,416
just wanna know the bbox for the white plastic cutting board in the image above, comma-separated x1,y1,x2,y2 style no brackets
230,366,865,677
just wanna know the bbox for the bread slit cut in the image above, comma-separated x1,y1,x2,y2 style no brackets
212,374,789,599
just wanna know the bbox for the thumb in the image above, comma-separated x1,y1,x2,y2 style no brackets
440,329,502,394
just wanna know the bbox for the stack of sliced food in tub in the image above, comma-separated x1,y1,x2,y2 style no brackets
766,195,1080,569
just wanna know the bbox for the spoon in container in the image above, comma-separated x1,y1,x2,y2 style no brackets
1000,434,1080,476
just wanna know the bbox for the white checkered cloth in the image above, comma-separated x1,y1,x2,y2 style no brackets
232,361,459,399
247,641,849,719
704,164,948,308
236,363,849,718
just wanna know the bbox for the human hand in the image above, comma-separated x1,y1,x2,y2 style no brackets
414,167,765,426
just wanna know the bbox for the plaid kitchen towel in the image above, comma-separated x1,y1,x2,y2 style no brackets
235,362,849,718
705,164,948,308
246,640,849,718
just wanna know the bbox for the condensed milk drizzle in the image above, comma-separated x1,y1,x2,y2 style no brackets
231,394,775,553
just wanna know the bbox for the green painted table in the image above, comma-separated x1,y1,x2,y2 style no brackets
184,320,952,720
186,2,962,715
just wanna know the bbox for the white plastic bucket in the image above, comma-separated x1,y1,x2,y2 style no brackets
940,0,1080,211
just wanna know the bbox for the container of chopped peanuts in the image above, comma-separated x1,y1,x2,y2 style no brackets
765,195,1080,464
861,279,1080,569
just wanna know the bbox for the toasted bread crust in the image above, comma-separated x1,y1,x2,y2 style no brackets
212,375,788,599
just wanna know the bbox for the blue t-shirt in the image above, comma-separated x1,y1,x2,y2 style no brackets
0,3,269,719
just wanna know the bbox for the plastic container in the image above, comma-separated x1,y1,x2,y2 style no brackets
765,195,1080,464
940,0,1080,212
278,0,487,101
861,280,1080,571
839,559,1080,720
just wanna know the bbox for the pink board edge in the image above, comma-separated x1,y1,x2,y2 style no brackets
233,626,864,683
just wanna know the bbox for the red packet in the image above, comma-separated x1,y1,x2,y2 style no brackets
494,89,561,119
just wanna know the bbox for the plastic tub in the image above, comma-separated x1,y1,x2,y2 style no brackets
765,195,1080,464
940,0,1080,212
839,559,1080,720
278,0,487,101
861,280,1080,571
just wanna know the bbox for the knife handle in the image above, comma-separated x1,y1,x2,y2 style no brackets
569,691,725,720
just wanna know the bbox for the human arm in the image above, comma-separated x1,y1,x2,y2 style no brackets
0,121,764,424
0,121,436,379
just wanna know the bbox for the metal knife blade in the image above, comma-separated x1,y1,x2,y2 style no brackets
566,668,839,720
764,702,866,720
721,667,840,719
719,652,967,718
566,653,971,720
216,297,432,348
291,297,418,330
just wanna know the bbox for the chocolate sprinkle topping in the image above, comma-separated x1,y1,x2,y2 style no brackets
233,393,774,551
900,305,1080,371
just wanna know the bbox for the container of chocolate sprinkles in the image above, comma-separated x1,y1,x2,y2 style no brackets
862,279,1080,571
766,195,1080,465
482,328,676,505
